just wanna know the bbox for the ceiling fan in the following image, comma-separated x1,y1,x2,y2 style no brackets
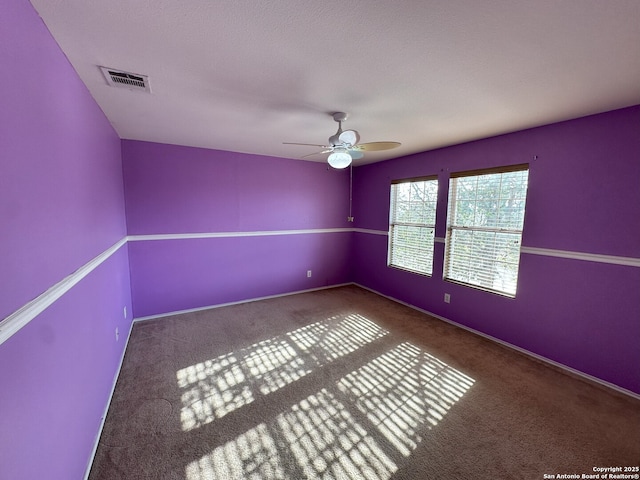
283,112,401,169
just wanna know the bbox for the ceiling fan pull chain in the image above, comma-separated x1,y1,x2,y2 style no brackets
348,163,354,222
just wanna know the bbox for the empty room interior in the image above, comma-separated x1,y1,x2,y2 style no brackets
1,1,640,479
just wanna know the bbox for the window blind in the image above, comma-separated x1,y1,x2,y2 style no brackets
388,177,438,275
444,166,529,296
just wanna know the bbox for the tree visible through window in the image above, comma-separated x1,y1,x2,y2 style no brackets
388,177,438,276
444,165,529,296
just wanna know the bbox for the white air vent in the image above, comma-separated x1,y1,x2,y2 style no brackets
100,66,151,93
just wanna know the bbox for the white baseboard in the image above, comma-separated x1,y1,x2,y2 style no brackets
83,319,135,480
133,283,353,323
354,283,640,402
84,283,347,477
86,278,638,480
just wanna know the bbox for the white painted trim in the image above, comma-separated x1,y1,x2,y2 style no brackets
133,283,353,323
354,283,640,402
352,228,388,236
0,238,128,346
1,229,353,342
128,228,352,241
353,229,444,241
5,229,637,347
82,281,640,477
85,282,347,475
355,228,640,268
83,319,135,480
521,246,640,268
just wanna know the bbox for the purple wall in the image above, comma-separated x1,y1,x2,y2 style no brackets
0,0,132,478
352,106,640,395
122,141,352,317
2,5,637,480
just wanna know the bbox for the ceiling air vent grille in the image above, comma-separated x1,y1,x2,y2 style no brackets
100,66,151,93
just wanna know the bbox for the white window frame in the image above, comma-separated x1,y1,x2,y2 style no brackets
388,176,438,276
444,165,529,297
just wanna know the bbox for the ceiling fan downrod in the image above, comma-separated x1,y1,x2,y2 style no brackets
329,112,348,146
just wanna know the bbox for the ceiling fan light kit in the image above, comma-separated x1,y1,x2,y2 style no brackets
327,150,352,169
283,112,401,169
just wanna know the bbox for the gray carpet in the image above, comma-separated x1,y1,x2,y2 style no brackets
89,285,640,479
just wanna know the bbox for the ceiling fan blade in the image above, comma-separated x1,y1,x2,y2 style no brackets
348,150,364,160
338,129,360,146
301,149,332,159
356,141,401,151
283,142,328,148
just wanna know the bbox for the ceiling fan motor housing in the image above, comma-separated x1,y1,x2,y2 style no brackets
332,112,348,122
283,110,400,165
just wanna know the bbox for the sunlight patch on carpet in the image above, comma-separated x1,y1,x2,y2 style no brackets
185,389,396,480
337,342,475,456
276,389,397,479
185,422,286,480
286,313,388,364
185,341,475,479
177,313,388,431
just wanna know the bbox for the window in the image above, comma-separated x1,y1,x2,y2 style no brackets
444,165,529,297
388,177,438,275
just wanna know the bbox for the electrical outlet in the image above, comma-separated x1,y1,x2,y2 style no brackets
444,293,451,303
115,327,119,341
307,270,312,278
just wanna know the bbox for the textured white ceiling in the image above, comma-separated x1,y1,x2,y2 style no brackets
29,0,640,165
